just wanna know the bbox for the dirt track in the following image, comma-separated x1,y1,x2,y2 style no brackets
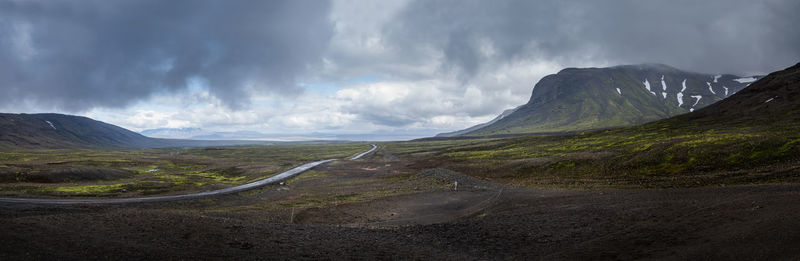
1,151,800,260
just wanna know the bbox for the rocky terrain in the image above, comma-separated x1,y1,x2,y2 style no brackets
2,150,799,260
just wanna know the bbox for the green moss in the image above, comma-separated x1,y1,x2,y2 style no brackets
332,193,361,202
554,161,575,169
386,114,800,188
189,171,246,184
52,183,127,194
779,138,800,153
1,142,372,197
124,165,159,174
286,170,329,184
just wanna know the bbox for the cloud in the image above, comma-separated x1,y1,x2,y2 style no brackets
381,0,800,76
0,0,333,111
311,0,800,135
3,0,799,138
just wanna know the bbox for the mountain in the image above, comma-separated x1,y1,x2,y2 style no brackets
140,128,269,140
140,128,213,139
0,114,279,149
141,128,428,141
0,113,164,149
413,62,800,189
435,105,522,137
677,62,800,126
453,64,760,136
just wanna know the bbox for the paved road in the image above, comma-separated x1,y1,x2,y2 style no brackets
0,144,377,205
350,144,378,160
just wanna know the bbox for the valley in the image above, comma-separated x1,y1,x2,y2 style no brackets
1,62,799,259
3,1,799,259
2,145,800,260
0,143,370,198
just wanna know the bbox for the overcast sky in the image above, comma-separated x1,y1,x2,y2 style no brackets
1,0,798,139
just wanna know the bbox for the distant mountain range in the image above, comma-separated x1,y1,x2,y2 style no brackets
444,64,761,136
140,128,430,142
140,128,268,140
1,63,789,150
0,113,425,150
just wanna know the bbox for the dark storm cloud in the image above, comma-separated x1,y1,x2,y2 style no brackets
386,0,800,76
0,0,332,111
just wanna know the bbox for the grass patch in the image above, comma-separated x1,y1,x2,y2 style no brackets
286,170,330,184
0,142,372,197
386,121,800,189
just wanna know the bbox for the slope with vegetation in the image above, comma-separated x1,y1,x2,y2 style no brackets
0,113,280,150
435,105,521,137
0,143,372,197
0,113,163,149
394,63,800,188
459,64,758,136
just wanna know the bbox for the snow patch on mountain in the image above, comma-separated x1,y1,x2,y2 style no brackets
765,97,775,104
734,77,757,83
706,82,716,95
642,79,656,96
675,79,688,107
723,86,729,96
44,120,56,130
680,79,687,92
691,95,702,107
616,88,621,95
713,75,721,83
659,75,668,99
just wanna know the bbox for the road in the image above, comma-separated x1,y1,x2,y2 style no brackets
0,144,377,205
350,144,378,160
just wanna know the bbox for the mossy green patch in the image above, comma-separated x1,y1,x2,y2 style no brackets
52,183,128,194
387,116,800,189
0,142,373,197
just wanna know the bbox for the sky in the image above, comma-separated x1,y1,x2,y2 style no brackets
1,0,799,140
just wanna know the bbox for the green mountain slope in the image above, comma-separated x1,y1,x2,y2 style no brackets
0,113,299,150
405,62,800,188
435,105,522,137
676,62,800,126
0,113,164,149
462,64,758,136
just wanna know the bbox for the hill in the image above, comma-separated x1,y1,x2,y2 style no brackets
677,62,800,126
0,113,167,149
0,113,324,150
456,64,759,136
435,105,521,137
405,62,800,188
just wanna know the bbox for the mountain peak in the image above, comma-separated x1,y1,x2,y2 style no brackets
557,63,681,75
452,64,760,136
614,63,683,72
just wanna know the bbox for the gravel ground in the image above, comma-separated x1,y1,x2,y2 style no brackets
2,184,800,260
1,151,799,260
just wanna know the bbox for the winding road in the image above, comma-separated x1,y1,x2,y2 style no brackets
0,144,378,205
350,144,378,160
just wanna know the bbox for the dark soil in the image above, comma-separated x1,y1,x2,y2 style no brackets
1,151,799,260
0,167,135,183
